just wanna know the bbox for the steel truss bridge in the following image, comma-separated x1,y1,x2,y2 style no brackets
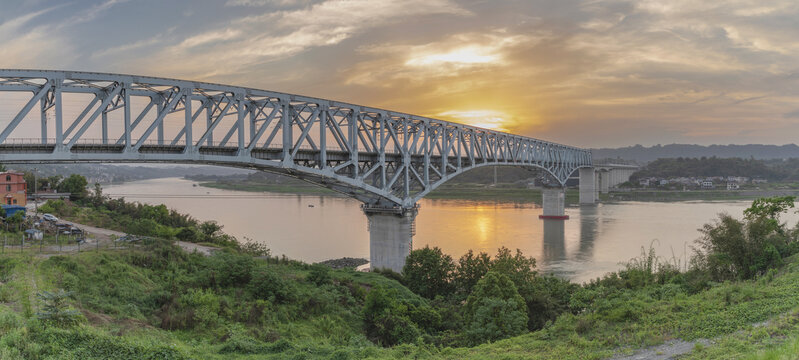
0,70,591,208
0,69,592,270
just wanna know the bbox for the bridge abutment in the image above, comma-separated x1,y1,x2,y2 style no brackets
363,205,418,272
579,167,597,204
539,188,568,219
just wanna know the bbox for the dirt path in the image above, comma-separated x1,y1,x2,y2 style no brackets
610,339,712,360
35,219,218,256
609,317,776,359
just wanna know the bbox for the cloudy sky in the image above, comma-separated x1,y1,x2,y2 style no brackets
1,0,798,148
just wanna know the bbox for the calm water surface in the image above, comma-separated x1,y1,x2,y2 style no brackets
105,178,796,283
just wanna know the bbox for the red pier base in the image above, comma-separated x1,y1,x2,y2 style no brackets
539,215,569,220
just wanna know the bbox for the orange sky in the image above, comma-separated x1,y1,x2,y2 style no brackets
1,0,798,148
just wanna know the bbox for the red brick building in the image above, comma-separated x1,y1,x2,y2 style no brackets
0,172,26,206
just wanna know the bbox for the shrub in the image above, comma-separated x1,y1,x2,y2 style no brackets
248,267,296,304
402,246,455,299
363,286,422,346
521,275,579,330
35,290,82,327
210,252,256,287
694,213,787,280
464,271,527,344
307,264,332,286
178,288,221,328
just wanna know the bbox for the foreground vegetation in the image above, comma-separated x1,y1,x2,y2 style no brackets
3,196,799,358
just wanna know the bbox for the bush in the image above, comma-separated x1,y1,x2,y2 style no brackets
248,267,296,304
464,272,527,344
363,286,423,346
35,290,82,327
522,275,579,330
178,288,221,328
209,252,256,287
307,264,332,286
402,246,455,299
694,213,788,280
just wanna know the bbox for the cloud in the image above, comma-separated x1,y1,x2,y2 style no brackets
784,110,799,119
123,0,470,81
0,5,77,68
3,0,799,147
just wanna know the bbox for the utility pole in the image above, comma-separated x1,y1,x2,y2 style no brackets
31,167,38,215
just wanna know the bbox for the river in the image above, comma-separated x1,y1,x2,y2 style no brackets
104,178,798,283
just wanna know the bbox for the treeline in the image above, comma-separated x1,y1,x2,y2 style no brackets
630,157,787,181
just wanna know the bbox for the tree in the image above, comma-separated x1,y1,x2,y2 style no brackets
464,271,527,344
36,289,81,327
91,182,105,206
58,174,88,201
200,221,223,238
454,250,492,295
694,197,798,280
490,247,538,289
6,211,24,231
402,246,455,298
744,196,795,221
363,286,421,346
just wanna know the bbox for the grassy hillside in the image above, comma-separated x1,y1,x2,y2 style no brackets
4,197,799,358
1,241,799,358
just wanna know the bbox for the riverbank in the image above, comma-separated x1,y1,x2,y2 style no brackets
609,189,799,202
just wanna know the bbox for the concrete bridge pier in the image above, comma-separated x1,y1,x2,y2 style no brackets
598,170,610,194
539,188,568,220
363,204,418,272
579,167,597,204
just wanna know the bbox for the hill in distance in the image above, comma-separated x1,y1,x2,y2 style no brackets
592,144,799,163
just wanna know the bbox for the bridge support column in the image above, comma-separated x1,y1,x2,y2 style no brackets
579,167,597,204
364,205,418,272
599,171,610,194
539,188,568,220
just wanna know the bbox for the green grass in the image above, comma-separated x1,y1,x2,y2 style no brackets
4,245,799,358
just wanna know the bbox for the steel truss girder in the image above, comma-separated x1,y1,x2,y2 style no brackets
0,69,592,208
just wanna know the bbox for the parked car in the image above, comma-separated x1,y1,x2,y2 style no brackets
42,214,58,222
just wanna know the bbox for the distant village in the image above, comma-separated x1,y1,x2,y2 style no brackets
635,176,769,190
